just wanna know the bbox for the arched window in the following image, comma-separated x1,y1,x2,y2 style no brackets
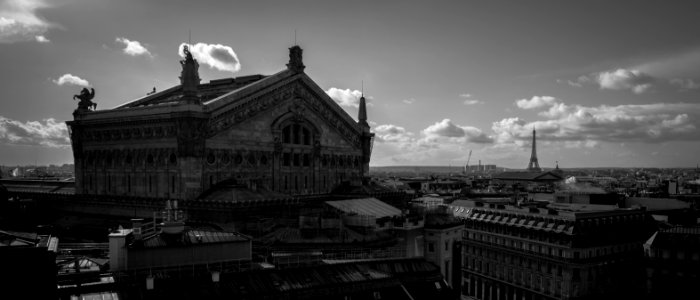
220,153,230,165
293,124,300,144
206,153,216,165
303,128,310,145
283,126,291,143
281,123,315,146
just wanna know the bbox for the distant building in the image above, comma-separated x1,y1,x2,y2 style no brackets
460,202,655,299
644,226,700,299
325,197,424,231
553,190,620,206
108,200,252,280
0,230,59,299
424,218,462,289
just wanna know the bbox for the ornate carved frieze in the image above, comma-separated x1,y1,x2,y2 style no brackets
79,125,176,142
176,117,207,157
207,80,361,147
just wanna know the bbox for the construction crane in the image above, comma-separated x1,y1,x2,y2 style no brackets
464,150,472,174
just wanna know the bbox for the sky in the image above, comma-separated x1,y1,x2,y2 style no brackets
1,0,700,169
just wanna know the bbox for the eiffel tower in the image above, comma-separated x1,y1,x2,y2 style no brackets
527,128,542,172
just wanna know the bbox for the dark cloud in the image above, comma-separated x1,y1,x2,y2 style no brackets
0,116,70,148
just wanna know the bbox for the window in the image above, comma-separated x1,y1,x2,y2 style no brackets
428,242,435,252
220,153,229,165
293,124,300,144
445,240,450,251
283,153,290,166
303,153,310,167
169,153,177,165
293,153,300,166
206,153,215,165
283,126,291,143
303,128,310,145
445,260,450,283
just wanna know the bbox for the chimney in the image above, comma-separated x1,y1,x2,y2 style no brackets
131,218,144,240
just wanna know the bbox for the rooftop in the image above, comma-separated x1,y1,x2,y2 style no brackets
116,74,268,109
492,171,564,181
126,229,249,249
326,198,402,218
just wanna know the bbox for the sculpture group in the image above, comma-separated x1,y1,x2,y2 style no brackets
73,88,96,111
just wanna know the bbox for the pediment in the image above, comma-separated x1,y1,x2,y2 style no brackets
205,74,362,147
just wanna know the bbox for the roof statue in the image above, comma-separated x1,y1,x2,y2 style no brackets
286,45,305,73
73,87,96,112
179,45,201,103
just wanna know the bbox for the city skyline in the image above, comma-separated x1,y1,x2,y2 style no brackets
1,0,700,168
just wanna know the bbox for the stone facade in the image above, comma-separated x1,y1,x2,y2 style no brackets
67,46,374,200
460,204,654,300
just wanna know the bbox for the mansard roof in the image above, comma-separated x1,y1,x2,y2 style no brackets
115,74,269,109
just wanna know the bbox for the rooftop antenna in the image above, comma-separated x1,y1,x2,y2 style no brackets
362,80,364,97
188,29,191,45
294,29,297,46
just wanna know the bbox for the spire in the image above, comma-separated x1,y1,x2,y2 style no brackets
527,127,542,172
179,45,201,104
358,81,369,129
358,95,368,128
287,45,305,73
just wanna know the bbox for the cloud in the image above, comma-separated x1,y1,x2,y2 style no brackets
423,119,493,143
34,34,48,43
0,0,55,43
515,96,558,109
460,93,483,105
52,74,89,87
596,68,654,94
374,124,413,143
178,43,241,72
669,78,700,90
370,120,495,166
493,101,700,145
635,48,700,78
116,37,151,57
402,98,415,104
0,116,70,148
325,87,372,108
558,75,590,87
463,99,483,105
